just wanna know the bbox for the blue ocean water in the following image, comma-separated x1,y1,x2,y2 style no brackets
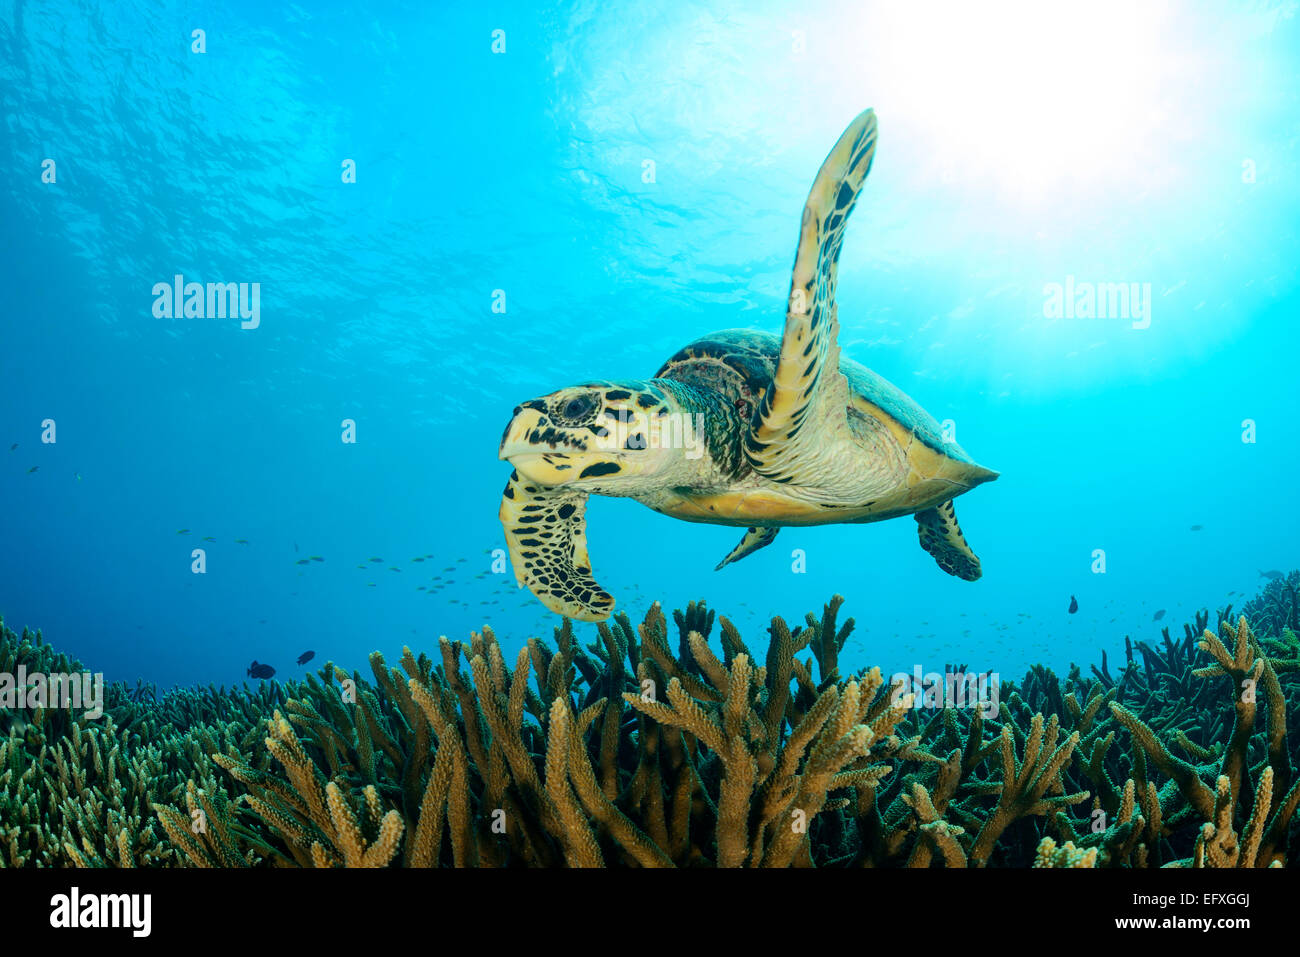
1,1,1297,692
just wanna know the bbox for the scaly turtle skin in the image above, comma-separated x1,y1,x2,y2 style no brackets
498,110,998,621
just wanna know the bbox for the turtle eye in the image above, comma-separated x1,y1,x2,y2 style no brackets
556,391,599,425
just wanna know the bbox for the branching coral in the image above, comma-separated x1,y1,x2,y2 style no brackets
1099,616,1300,867
2,573,1299,867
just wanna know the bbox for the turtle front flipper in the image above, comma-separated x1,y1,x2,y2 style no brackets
499,470,615,621
915,501,982,581
746,109,878,488
714,526,779,571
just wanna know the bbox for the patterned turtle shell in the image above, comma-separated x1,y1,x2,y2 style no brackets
656,328,976,465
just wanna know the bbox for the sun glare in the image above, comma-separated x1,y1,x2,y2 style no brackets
863,1,1175,199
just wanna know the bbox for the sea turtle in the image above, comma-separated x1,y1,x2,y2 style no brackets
498,109,998,621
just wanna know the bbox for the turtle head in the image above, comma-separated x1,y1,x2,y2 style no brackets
498,381,700,492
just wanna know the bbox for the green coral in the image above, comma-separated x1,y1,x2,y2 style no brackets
0,574,1298,867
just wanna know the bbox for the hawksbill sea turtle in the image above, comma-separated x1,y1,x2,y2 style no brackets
498,109,998,621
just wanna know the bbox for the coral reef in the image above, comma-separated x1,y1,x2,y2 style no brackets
1,579,1298,867
1243,570,1300,638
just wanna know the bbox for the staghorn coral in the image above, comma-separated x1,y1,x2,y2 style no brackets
1099,616,1299,867
1033,836,1098,867
1,576,1299,867
1243,571,1300,638
981,604,1300,867
0,616,263,867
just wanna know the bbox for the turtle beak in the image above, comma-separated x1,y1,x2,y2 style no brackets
497,406,540,462
499,404,652,487
498,407,593,486
498,407,591,460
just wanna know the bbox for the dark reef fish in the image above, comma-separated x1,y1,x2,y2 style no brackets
1153,609,1166,621
1190,524,1203,531
297,650,315,665
247,661,275,679
8,443,16,451
1068,596,1078,614
1260,570,1284,581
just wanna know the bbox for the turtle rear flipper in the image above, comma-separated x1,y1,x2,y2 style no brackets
714,526,779,571
499,471,614,621
746,109,877,490
915,501,982,581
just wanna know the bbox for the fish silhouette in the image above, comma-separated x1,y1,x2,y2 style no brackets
1153,609,1166,621
1190,524,1203,531
247,661,276,679
1067,596,1078,614
1260,570,1284,581
296,651,315,666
